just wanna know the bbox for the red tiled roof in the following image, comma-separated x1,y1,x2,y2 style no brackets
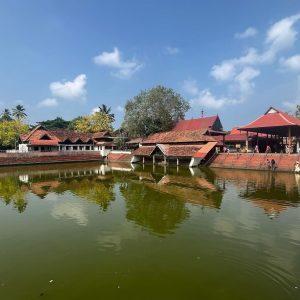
21,125,112,144
142,130,216,144
126,138,143,144
239,107,300,130
132,146,156,156
172,116,218,131
29,140,59,146
193,142,218,158
165,145,203,157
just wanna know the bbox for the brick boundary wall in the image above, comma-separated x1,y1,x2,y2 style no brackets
0,151,103,166
209,153,300,173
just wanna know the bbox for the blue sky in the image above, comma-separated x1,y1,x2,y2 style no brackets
1,0,300,130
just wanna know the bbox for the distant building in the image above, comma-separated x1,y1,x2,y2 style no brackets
18,125,116,156
172,115,224,135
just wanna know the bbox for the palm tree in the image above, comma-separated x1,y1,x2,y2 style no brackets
1,108,12,121
98,104,115,121
12,105,27,120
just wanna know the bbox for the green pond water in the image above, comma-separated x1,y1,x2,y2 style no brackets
0,162,299,300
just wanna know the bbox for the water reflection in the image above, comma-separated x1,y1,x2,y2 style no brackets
0,162,299,221
213,168,300,218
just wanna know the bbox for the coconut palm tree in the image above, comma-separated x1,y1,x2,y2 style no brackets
1,108,12,121
98,104,115,121
12,105,27,120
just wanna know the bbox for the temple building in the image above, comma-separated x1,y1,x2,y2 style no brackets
18,125,116,156
214,127,269,152
238,107,300,153
131,115,225,167
171,115,224,135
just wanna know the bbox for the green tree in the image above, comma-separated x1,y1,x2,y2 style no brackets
73,112,113,133
296,105,300,119
12,105,27,120
1,108,12,121
98,104,115,122
122,85,190,137
0,120,29,148
39,117,70,129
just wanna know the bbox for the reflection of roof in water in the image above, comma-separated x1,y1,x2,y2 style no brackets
248,197,290,218
212,168,300,214
30,180,61,198
131,172,222,209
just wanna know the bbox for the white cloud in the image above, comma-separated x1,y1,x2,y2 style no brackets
183,79,199,96
91,107,100,114
283,75,300,109
184,80,239,109
233,67,260,100
93,47,143,79
266,14,300,53
280,54,300,71
38,98,58,108
235,27,257,39
49,74,87,100
116,105,124,112
165,46,180,55
203,13,300,109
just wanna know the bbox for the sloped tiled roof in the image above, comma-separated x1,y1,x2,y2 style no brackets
126,137,143,144
239,107,300,130
165,145,203,157
172,116,218,131
142,129,216,144
132,146,156,156
29,140,59,146
20,125,112,144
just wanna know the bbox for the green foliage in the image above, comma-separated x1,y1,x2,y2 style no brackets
296,105,300,119
12,105,27,120
73,112,113,133
0,177,28,213
0,108,12,121
39,117,71,129
122,85,190,137
0,119,29,148
98,104,115,122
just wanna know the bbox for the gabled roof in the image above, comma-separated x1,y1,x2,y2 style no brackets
142,129,216,144
132,146,156,156
238,107,300,135
20,126,112,144
172,116,219,131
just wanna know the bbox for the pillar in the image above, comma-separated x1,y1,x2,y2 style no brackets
164,156,167,165
152,155,155,164
245,131,249,152
177,158,179,166
288,127,292,154
142,156,145,164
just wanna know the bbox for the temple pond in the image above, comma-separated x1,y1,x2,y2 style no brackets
0,162,299,299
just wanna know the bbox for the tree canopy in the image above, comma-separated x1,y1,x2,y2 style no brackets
98,104,115,122
39,117,71,129
12,105,27,120
296,105,300,119
0,120,29,148
122,85,190,137
72,112,113,133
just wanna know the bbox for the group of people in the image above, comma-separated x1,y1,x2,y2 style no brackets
266,158,276,171
254,144,272,153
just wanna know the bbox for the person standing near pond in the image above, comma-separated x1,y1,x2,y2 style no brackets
271,159,276,171
266,145,271,153
254,145,259,153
